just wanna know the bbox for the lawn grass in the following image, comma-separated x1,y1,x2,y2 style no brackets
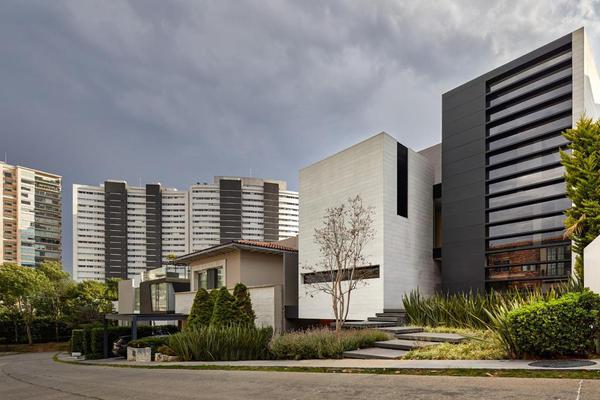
403,327,507,360
53,354,600,379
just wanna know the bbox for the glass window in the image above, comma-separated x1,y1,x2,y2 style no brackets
488,100,572,136
487,244,570,266
197,270,208,290
488,166,564,194
489,84,571,122
488,181,565,209
216,267,224,288
488,197,570,223
488,214,566,238
486,261,570,280
489,67,572,107
488,152,563,180
488,136,568,166
489,51,571,92
151,282,168,312
488,115,571,151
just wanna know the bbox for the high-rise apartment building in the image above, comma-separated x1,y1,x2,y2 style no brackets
442,28,600,292
73,176,298,281
0,162,61,267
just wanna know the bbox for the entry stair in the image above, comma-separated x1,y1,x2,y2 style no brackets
342,325,466,360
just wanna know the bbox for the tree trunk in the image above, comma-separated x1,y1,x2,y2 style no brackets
13,320,18,344
25,323,32,345
55,321,60,343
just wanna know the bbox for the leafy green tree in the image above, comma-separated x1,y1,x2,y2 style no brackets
0,264,51,344
561,116,600,282
233,283,255,326
187,288,214,329
37,261,76,341
210,287,237,327
104,278,120,302
70,280,114,325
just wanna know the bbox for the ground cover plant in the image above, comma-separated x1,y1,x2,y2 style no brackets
270,328,391,360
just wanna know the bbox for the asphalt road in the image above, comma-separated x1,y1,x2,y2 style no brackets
1,352,599,400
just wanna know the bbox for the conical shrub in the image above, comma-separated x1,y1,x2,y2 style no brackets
233,283,255,326
210,287,237,327
187,288,213,329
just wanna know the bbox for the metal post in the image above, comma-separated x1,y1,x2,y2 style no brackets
132,315,138,340
103,318,108,359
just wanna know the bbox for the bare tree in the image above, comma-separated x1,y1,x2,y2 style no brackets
304,195,375,332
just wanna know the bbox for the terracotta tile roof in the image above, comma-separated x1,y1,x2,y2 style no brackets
234,240,297,252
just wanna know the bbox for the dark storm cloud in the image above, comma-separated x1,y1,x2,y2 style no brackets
1,0,599,273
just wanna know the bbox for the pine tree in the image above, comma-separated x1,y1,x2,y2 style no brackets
187,288,213,329
209,287,237,327
233,283,255,326
561,116,600,282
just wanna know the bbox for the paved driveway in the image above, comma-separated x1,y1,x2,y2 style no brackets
1,352,599,399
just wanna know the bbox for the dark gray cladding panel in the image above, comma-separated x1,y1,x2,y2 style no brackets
397,143,408,217
441,31,574,293
104,181,128,279
263,182,280,242
145,184,162,269
219,179,242,243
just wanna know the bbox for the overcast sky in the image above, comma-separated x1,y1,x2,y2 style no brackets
2,1,599,274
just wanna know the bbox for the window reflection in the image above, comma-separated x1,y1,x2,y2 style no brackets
489,67,572,107
486,262,569,281
489,84,572,122
489,51,571,92
488,152,563,180
488,197,570,223
488,136,568,165
489,100,572,136
487,230,565,250
488,116,571,150
488,214,565,237
488,181,565,209
487,245,570,266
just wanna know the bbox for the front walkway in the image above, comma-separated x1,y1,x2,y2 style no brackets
59,353,600,370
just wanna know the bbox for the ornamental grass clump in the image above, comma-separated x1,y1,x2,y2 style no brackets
269,328,391,360
168,325,273,361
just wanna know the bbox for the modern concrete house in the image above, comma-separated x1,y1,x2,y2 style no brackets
173,238,299,332
298,133,442,321
442,27,600,292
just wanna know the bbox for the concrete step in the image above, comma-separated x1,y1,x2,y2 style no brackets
339,320,396,329
367,316,399,323
383,309,406,313
376,312,406,317
343,347,408,360
395,332,466,343
375,326,424,335
373,339,441,351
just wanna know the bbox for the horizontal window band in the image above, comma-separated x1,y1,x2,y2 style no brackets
486,45,572,93
485,161,563,185
486,209,566,227
485,226,566,241
485,259,571,269
486,144,567,170
485,274,570,283
485,176,565,199
485,110,572,142
485,193,567,213
486,69,572,110
485,241,571,255
486,129,570,156
485,94,572,128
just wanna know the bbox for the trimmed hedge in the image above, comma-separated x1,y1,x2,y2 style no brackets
70,329,84,353
506,290,600,357
188,288,213,329
74,324,179,358
0,318,71,344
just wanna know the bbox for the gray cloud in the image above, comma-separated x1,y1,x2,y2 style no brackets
1,0,599,273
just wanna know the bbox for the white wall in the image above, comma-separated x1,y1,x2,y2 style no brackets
383,134,441,310
298,133,386,320
584,235,600,293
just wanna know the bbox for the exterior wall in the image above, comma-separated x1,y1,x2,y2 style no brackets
298,133,386,320
73,184,105,281
572,28,600,122
188,251,240,290
0,162,61,268
383,135,440,309
175,284,284,333
584,235,600,294
239,251,284,287
118,279,136,314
